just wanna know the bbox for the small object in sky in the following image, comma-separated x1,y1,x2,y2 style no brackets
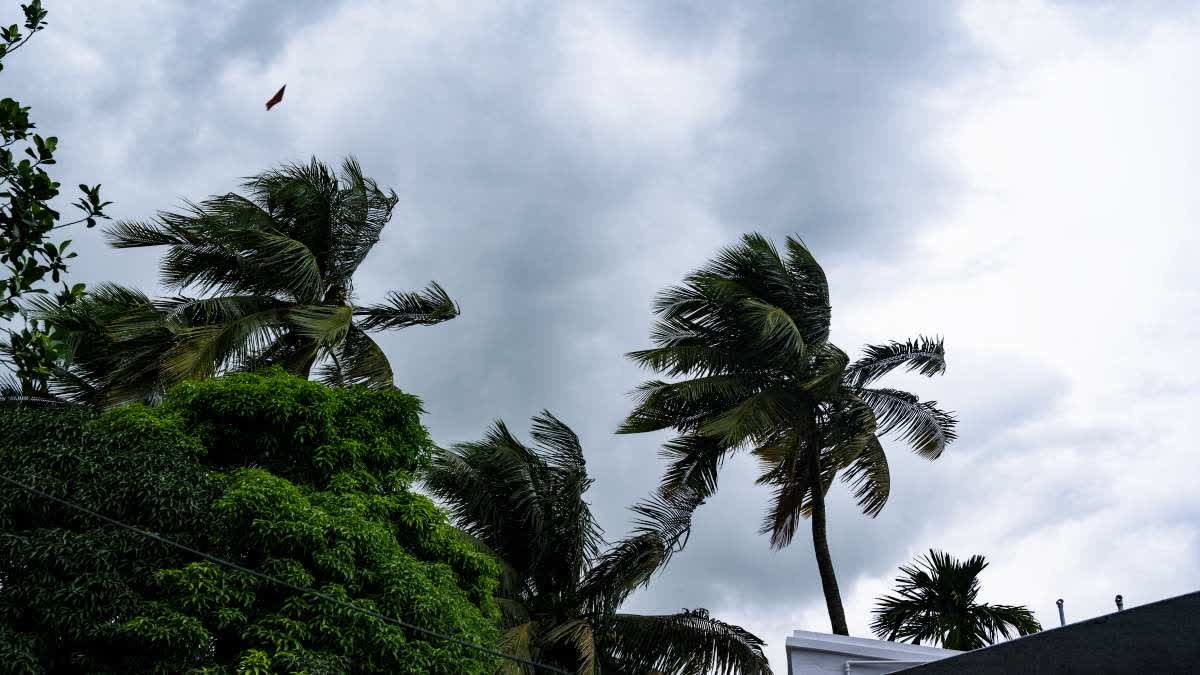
265,84,286,110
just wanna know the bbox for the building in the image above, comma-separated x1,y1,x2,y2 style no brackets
785,630,960,674
900,590,1200,674
787,590,1200,674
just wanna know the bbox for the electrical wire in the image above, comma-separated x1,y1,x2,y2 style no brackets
0,472,569,675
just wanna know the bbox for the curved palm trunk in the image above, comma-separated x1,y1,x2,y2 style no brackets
808,434,849,635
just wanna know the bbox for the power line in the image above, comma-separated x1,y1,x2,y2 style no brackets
0,472,569,675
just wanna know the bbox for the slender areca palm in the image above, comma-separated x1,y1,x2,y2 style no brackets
618,233,957,635
871,550,1041,650
44,157,456,406
424,411,772,675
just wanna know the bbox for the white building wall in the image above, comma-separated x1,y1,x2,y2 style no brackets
785,630,960,675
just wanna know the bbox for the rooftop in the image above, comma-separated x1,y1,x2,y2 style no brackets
899,590,1200,674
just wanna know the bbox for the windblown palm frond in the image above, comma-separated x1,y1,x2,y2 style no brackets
871,550,1042,650
27,283,174,406
658,433,729,501
425,422,549,579
353,282,460,331
606,609,772,675
314,326,393,389
751,428,838,549
857,387,957,459
581,487,705,613
0,369,24,398
530,411,601,594
844,337,947,388
839,436,890,517
543,618,597,675
497,621,538,675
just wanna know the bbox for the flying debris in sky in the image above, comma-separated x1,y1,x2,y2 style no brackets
265,84,286,110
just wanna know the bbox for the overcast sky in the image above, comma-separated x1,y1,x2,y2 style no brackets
9,1,1200,671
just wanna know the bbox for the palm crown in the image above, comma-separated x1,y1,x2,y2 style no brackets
423,411,772,675
40,157,457,405
618,233,957,634
871,550,1042,650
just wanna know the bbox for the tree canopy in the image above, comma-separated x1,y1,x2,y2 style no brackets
0,369,500,673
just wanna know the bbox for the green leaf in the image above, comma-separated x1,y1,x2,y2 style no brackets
353,281,459,331
845,336,947,388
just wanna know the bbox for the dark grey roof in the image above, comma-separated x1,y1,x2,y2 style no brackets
900,590,1200,674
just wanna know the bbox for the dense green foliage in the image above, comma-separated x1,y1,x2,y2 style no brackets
871,550,1042,650
0,1,110,396
0,369,499,673
425,411,772,675
619,233,957,635
34,157,456,406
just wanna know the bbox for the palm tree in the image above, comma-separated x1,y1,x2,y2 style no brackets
871,550,1041,650
48,157,457,405
618,233,957,635
423,411,773,675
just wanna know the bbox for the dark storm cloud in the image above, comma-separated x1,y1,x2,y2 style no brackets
709,3,974,256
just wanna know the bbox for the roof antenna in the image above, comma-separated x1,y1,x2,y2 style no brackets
1056,598,1066,627
1115,594,1124,611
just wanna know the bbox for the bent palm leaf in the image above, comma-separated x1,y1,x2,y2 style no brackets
606,609,771,675
844,337,946,388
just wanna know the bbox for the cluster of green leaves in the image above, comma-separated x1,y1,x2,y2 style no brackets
0,1,111,395
0,368,500,673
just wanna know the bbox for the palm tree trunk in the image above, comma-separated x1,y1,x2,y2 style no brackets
808,432,849,635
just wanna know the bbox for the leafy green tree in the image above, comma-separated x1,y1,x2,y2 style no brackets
618,233,957,635
424,412,773,674
0,0,111,396
0,369,500,673
41,156,456,406
871,550,1042,650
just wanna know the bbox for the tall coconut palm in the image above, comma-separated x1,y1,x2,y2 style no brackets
55,157,456,405
423,411,772,675
618,233,957,635
871,550,1041,650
